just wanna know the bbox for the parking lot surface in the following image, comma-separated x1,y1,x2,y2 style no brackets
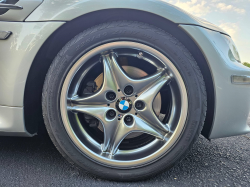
0,128,249,186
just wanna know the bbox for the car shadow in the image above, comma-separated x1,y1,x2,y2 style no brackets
0,131,249,186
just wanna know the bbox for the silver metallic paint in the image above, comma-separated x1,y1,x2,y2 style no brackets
180,25,250,139
0,0,248,139
0,0,43,21
26,0,227,35
0,21,64,106
0,105,32,136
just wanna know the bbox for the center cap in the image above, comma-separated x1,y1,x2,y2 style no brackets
116,97,132,113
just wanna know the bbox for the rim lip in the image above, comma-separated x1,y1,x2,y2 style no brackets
60,41,188,168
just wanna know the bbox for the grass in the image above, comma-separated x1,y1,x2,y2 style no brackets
243,62,250,68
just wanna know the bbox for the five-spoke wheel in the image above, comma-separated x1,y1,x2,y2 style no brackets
43,21,206,181
60,42,188,165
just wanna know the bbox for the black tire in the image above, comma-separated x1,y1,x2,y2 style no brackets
42,21,207,181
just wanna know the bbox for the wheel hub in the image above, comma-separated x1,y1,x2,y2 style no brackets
116,97,132,113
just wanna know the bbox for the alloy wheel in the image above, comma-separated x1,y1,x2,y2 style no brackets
60,41,188,168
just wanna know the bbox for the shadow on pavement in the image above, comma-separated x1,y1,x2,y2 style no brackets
0,131,249,186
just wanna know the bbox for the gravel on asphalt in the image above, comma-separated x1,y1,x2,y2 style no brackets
0,131,249,186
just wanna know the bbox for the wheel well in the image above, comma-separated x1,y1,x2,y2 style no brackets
24,9,214,138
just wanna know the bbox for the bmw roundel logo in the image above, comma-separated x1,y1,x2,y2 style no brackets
116,97,132,113
119,100,130,111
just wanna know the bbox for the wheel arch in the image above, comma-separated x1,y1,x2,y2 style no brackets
24,9,215,138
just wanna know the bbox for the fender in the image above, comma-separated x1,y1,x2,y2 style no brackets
26,0,227,35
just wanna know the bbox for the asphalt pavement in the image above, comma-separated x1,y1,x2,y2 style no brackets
0,124,249,186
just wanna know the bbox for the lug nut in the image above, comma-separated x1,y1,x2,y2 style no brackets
135,101,145,110
106,91,116,101
107,109,116,119
124,115,133,126
124,85,134,95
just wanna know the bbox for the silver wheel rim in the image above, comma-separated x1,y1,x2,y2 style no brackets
60,41,188,168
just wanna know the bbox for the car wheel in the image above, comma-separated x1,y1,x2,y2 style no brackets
42,21,207,181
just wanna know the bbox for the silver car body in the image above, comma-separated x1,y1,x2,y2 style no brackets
0,0,249,139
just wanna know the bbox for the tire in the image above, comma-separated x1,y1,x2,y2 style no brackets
42,20,207,181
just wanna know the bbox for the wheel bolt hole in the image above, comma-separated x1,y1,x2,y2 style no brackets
106,109,116,120
106,91,116,101
124,85,134,96
135,101,145,110
124,115,134,126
